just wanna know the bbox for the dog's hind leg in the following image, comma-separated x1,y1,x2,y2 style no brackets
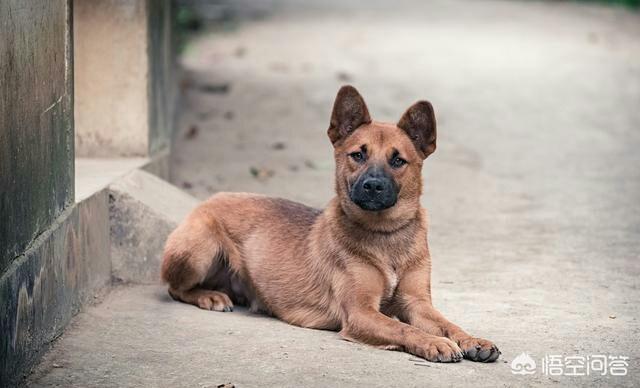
168,287,234,312
160,212,236,312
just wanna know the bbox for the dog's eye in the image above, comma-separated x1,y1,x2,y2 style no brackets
390,156,407,168
349,151,365,163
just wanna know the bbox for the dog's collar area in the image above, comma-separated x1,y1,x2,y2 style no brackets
336,204,420,236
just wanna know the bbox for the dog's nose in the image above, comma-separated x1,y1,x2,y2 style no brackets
362,177,385,194
350,166,398,211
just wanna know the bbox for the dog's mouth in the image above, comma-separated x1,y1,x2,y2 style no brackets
351,197,397,211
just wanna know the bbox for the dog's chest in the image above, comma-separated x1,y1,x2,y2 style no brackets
381,266,399,300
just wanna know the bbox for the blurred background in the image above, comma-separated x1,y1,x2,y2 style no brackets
170,0,640,302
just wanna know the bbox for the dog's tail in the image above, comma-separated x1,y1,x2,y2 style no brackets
160,212,224,290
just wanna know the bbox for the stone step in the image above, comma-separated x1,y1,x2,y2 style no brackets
109,169,199,284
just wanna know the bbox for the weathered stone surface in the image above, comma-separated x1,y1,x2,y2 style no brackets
74,0,175,157
75,157,150,202
109,170,199,284
148,0,176,156
1,1,178,385
0,0,74,274
142,148,171,181
73,0,148,157
1,163,189,385
0,192,111,386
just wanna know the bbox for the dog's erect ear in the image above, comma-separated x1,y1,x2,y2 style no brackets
397,101,437,159
328,85,372,144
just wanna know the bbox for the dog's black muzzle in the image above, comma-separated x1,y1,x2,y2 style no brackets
349,166,398,211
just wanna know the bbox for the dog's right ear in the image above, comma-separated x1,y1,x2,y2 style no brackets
327,85,371,144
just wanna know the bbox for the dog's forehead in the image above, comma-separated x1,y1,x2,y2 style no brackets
346,121,416,155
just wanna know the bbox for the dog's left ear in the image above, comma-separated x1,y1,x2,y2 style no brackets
328,85,372,144
397,101,437,159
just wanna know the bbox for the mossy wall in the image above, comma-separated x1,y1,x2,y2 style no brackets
0,0,74,275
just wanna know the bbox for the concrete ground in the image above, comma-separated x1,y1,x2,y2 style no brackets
30,0,640,387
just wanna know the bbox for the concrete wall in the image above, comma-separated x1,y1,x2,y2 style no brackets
0,1,96,385
74,0,175,158
0,1,177,384
0,192,111,385
0,0,74,276
0,0,175,268
148,0,176,155
109,170,198,284
73,0,149,157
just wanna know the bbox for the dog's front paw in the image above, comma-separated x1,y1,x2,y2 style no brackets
459,337,500,362
415,337,464,363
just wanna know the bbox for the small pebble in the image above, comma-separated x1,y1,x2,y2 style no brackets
271,141,286,150
185,125,198,139
336,71,353,82
234,46,246,58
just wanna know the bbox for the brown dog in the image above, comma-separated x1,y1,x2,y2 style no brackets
161,85,500,363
